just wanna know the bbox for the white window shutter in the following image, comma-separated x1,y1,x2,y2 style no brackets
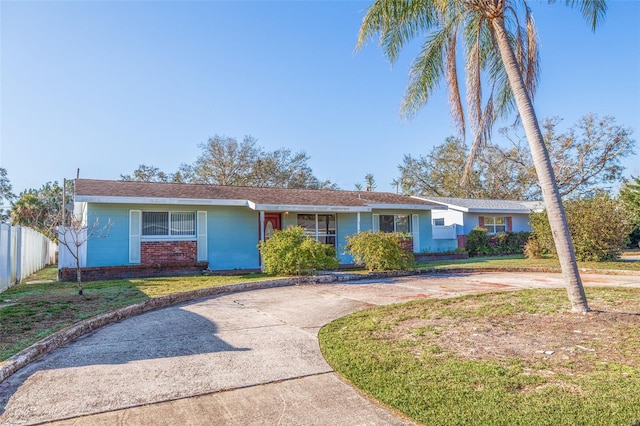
129,210,141,264
197,211,208,262
412,214,420,253
372,214,379,232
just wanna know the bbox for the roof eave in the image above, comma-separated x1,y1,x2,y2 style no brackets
75,195,249,207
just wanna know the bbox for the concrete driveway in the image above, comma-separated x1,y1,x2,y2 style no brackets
1,271,639,425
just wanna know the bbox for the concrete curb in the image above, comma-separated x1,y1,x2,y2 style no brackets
2,266,639,383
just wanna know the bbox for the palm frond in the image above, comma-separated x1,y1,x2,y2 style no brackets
357,0,439,64
564,0,607,31
401,25,451,118
461,96,495,186
445,31,466,136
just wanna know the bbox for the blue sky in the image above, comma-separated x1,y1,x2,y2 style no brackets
1,1,639,196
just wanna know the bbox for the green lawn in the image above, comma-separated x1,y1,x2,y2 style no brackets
0,267,270,361
2,255,638,364
319,287,640,426
420,253,640,272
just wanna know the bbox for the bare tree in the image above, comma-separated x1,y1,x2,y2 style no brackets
58,208,112,295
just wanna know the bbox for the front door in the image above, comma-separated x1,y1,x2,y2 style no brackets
263,213,281,240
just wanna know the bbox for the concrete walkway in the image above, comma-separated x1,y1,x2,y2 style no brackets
1,271,639,425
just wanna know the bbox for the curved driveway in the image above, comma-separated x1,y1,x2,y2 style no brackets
1,271,639,425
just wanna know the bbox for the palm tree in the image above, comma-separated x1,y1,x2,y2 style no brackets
357,0,607,313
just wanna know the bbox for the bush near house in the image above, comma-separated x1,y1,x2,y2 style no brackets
258,226,339,275
525,193,633,261
345,231,414,271
465,227,530,256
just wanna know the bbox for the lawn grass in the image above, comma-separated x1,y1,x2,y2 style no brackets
319,287,640,426
0,266,271,361
2,254,638,364
420,254,640,272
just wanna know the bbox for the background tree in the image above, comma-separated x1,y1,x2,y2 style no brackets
358,0,607,312
398,114,634,200
398,137,482,197
0,168,16,222
120,164,171,183
10,181,72,241
502,114,636,199
526,192,632,261
355,174,378,191
121,135,336,189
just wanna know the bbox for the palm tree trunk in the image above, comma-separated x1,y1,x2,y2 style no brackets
491,17,589,313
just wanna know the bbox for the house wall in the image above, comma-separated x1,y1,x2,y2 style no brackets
85,203,262,270
431,210,465,234
84,203,451,271
207,206,260,270
85,204,133,267
462,212,532,235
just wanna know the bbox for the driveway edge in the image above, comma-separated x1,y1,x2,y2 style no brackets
2,266,639,383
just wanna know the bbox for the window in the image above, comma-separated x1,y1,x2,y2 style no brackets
433,218,445,226
483,216,506,234
297,214,336,245
379,214,411,233
142,211,196,237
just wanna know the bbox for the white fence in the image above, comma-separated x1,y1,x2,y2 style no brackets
0,223,57,293
432,224,457,240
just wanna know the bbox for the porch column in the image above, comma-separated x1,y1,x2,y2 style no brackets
259,211,265,242
357,212,361,233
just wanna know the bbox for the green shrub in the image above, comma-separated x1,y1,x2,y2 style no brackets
526,193,633,261
466,227,490,255
258,226,339,275
345,231,414,271
466,227,530,256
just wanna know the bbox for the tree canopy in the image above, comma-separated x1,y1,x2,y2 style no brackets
121,135,336,189
397,114,634,200
0,168,15,222
10,181,72,241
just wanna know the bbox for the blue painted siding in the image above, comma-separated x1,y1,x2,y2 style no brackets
85,204,133,267
83,203,449,270
337,213,358,263
208,207,260,270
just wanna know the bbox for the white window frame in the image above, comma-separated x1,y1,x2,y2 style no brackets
378,214,412,234
483,216,507,235
433,218,445,226
141,211,197,240
297,213,337,246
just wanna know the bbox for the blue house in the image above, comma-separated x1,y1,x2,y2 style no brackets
67,179,450,279
415,196,542,248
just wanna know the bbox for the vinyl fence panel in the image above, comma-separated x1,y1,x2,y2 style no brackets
0,223,56,293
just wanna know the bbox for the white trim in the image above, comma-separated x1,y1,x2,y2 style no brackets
412,214,420,253
197,211,207,262
76,195,249,206
76,195,439,213
356,212,361,233
259,211,265,242
372,214,380,232
129,210,141,264
252,203,370,213
367,203,445,211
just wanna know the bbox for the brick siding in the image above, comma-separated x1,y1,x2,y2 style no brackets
59,262,209,282
141,240,197,265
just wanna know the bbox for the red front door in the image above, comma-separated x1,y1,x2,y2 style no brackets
263,213,282,240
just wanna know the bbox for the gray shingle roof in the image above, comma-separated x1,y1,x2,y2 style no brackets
415,196,542,213
74,179,444,211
